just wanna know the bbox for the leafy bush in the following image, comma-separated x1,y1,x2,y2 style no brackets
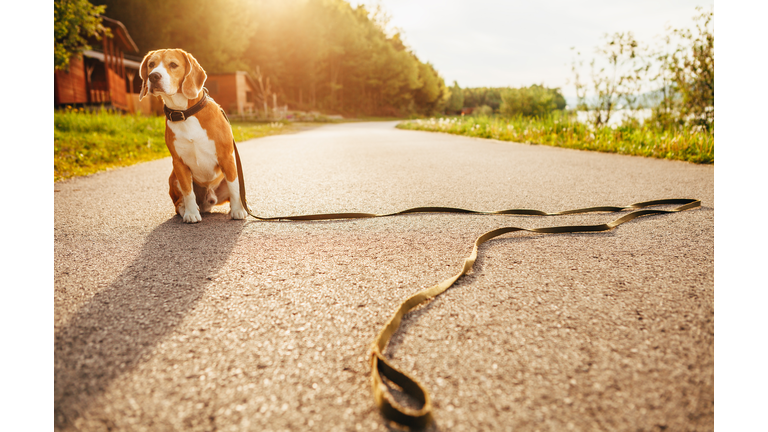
462,88,505,111
499,85,566,118
473,105,493,116
655,7,714,131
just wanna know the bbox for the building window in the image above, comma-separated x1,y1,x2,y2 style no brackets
246,90,254,103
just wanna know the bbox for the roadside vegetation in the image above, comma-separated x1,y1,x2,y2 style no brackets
54,108,294,181
55,2,713,185
401,7,713,164
397,114,712,163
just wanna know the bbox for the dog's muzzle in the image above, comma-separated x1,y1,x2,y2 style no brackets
148,72,163,93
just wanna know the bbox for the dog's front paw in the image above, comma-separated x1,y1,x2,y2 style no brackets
230,207,248,220
183,208,202,223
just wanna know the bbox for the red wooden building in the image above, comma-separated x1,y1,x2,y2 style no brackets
54,16,143,112
206,71,260,115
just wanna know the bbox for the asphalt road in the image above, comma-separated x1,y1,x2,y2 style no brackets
54,121,714,432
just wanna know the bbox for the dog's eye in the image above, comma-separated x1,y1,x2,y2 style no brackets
148,62,155,68
170,62,178,69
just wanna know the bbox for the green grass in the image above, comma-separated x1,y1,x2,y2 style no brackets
56,109,712,183
54,108,300,182
397,114,714,164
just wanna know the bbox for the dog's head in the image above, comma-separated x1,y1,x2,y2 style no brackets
138,49,207,101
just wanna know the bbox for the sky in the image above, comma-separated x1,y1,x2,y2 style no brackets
350,0,712,97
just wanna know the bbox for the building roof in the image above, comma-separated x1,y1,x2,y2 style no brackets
99,15,139,54
82,50,142,69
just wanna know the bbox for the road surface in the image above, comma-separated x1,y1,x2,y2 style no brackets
55,121,714,431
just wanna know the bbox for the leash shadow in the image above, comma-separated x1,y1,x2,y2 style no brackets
54,213,243,430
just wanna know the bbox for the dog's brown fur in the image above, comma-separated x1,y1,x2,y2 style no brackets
138,49,246,222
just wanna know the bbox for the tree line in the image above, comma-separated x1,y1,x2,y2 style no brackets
448,85,566,117
56,0,711,129
56,0,562,118
74,0,445,117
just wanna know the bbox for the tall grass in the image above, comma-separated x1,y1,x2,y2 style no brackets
54,108,294,181
397,113,714,164
55,107,167,181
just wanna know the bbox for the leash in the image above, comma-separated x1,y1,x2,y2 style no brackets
368,198,700,426
232,139,700,426
160,97,704,425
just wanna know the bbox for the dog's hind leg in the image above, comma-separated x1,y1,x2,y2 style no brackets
195,182,216,214
212,180,231,205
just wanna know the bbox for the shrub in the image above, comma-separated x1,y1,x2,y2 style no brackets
473,105,493,116
499,85,566,118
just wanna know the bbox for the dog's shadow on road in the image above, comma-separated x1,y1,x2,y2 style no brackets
54,213,243,430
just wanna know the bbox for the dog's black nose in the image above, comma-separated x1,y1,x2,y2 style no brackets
149,72,161,83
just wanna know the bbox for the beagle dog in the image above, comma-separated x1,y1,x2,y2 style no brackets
138,48,248,223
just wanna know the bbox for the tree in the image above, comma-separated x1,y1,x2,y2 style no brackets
94,0,257,73
473,105,493,116
570,32,649,127
54,0,109,71
658,6,714,131
446,81,464,114
571,7,714,131
413,62,447,115
462,87,504,112
499,85,565,118
95,0,447,116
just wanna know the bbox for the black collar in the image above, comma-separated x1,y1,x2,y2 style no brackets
164,88,210,122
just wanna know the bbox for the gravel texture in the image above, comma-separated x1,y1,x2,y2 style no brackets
55,121,714,431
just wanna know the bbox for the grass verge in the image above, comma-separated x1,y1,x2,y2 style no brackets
54,108,304,182
397,114,714,164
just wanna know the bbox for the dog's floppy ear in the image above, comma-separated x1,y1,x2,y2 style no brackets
138,50,156,101
181,51,207,99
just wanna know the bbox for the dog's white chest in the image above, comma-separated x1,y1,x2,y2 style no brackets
167,117,220,183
